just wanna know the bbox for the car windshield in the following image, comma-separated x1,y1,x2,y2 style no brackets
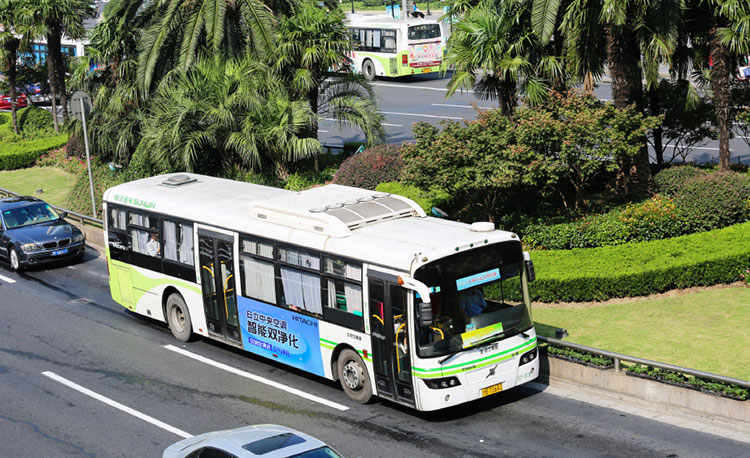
288,446,344,458
413,241,532,358
2,203,60,229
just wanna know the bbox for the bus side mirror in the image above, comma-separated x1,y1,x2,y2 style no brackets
418,302,433,327
526,260,536,282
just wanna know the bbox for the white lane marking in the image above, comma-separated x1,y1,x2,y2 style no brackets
371,82,449,92
432,103,494,110
378,111,465,120
0,273,16,284
324,117,403,127
42,371,192,438
164,345,349,411
318,130,329,133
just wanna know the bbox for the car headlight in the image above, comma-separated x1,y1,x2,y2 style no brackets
72,233,85,243
21,243,43,253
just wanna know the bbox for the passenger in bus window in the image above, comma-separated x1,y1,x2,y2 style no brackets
147,232,161,257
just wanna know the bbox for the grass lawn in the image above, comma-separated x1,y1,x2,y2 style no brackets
0,167,76,207
533,286,750,380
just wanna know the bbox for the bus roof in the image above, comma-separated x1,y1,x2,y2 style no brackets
345,13,440,29
103,174,519,273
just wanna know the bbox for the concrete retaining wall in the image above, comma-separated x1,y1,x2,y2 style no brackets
539,350,749,425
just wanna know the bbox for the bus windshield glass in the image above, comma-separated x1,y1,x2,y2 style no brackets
413,241,532,358
408,24,441,40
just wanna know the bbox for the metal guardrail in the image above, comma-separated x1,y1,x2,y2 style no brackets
0,187,103,226
539,335,750,390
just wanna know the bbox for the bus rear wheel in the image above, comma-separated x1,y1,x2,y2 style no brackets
337,349,372,403
166,293,192,342
362,60,375,81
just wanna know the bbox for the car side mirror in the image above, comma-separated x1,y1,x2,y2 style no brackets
526,260,536,282
59,211,68,220
418,302,433,327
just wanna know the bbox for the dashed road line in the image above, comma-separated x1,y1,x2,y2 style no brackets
0,273,16,284
42,371,192,438
164,345,349,411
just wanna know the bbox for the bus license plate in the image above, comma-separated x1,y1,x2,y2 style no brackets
52,248,68,256
481,382,503,397
422,68,431,73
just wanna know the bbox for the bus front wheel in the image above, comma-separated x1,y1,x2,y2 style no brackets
337,349,372,403
166,293,192,342
362,60,375,81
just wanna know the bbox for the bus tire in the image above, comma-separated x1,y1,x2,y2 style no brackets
362,60,376,81
166,293,192,342
337,349,372,404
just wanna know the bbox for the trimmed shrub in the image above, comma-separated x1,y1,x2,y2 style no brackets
673,171,750,232
653,165,707,196
18,106,53,134
0,134,69,170
375,182,450,214
518,222,750,302
521,196,689,249
65,162,127,218
333,144,403,190
284,166,336,191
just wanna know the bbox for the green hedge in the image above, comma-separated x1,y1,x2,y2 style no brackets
526,222,750,302
0,134,69,170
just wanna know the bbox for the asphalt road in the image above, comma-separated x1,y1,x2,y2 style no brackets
0,250,747,457
318,73,750,165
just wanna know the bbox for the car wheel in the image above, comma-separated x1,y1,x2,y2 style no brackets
362,60,376,81
166,293,193,342
9,247,23,272
337,349,372,403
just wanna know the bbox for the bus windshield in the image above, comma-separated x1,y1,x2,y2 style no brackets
413,242,532,358
408,24,441,40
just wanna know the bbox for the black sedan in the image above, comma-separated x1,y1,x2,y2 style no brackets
0,197,85,272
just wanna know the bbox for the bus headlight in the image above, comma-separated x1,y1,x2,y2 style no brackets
423,376,461,390
520,348,538,366
21,243,43,253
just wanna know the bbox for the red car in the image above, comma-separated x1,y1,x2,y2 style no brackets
0,93,28,110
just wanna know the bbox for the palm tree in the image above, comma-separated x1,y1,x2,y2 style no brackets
446,0,567,117
274,1,385,153
0,0,31,134
684,0,750,171
138,55,319,178
136,0,277,95
26,0,92,132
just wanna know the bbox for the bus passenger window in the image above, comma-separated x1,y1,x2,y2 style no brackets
279,267,322,315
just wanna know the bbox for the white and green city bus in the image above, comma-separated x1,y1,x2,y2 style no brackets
345,14,446,80
103,173,539,411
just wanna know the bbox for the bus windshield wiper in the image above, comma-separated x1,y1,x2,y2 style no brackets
438,351,460,366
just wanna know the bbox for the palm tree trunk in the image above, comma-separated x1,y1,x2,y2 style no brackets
499,78,517,118
47,22,69,125
710,25,732,171
308,86,320,172
607,24,651,196
7,42,20,134
46,27,60,133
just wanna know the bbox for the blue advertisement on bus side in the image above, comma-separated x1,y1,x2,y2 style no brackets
237,296,325,377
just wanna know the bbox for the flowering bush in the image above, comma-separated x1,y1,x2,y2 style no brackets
333,144,403,190
36,147,87,175
741,268,750,286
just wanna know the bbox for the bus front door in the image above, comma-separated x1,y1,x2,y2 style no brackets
198,230,241,345
368,275,414,405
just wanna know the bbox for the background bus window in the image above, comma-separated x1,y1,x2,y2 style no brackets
241,256,276,303
408,24,441,40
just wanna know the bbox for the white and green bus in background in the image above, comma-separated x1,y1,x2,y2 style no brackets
345,14,446,80
103,173,539,411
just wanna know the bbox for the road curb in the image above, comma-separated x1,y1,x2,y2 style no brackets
538,352,750,441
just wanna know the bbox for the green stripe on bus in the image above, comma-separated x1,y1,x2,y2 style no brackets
411,337,537,378
318,339,371,361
